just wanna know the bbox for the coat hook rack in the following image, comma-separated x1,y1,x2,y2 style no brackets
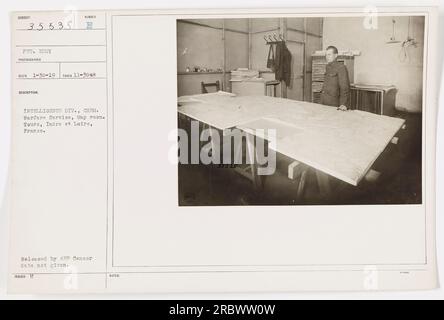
264,33,286,45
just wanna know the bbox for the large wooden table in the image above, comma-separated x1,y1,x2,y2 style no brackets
178,92,405,198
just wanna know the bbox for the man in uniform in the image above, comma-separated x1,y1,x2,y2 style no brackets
321,46,350,111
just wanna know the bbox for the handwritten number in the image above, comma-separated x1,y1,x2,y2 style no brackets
27,21,74,31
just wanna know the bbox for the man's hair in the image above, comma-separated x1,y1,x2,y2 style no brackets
326,46,338,54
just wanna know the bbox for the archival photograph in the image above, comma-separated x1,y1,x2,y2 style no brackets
6,6,438,295
176,16,425,206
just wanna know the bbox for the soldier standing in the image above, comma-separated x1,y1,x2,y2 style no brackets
321,46,350,111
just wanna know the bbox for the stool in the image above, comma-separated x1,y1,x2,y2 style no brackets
265,80,280,97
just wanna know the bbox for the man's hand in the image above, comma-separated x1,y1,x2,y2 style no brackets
337,105,348,111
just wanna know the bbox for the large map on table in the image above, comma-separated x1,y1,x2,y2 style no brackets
178,92,405,186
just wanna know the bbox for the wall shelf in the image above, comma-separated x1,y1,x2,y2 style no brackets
178,70,275,75
177,71,224,75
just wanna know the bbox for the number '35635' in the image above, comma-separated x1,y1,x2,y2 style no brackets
28,21,73,30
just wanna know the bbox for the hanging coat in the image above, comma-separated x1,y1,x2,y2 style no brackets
274,42,292,87
266,44,275,70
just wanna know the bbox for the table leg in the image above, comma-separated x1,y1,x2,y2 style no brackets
296,168,308,201
234,135,243,165
200,123,218,158
246,132,262,190
204,123,217,197
315,170,331,199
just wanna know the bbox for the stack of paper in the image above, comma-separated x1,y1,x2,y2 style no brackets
230,68,260,81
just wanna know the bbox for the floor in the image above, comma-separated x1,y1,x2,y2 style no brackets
178,111,422,206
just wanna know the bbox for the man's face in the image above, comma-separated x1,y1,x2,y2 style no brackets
325,49,337,63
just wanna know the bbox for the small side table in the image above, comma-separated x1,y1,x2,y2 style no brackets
230,79,280,97
350,84,397,116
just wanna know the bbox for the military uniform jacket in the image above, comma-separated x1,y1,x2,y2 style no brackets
320,60,350,107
